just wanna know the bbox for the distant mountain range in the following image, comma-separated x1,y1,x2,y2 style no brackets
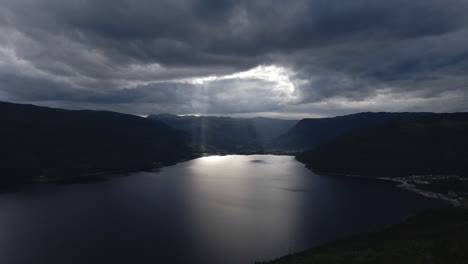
0,101,193,190
148,112,431,153
297,113,468,177
148,113,298,152
1,100,467,190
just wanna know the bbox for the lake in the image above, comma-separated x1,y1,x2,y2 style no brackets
0,155,446,264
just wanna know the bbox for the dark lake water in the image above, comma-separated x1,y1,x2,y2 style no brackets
0,155,446,264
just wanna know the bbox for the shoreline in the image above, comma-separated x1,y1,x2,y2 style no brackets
299,162,461,207
65,155,463,208
8,153,463,209
4,153,296,192
378,177,461,207
2,156,201,192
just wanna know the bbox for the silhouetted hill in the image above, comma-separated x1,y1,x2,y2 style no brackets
0,101,193,190
258,207,468,264
147,114,298,152
297,113,468,177
273,112,428,150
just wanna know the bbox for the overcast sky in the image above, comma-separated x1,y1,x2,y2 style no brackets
1,0,467,119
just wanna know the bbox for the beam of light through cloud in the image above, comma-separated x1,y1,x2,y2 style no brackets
176,64,297,116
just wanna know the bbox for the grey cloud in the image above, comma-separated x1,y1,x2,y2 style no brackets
285,27,468,104
0,0,468,117
0,67,288,115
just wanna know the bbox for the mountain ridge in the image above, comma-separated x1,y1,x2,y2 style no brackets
272,112,430,150
148,113,299,152
0,101,194,190
296,112,468,177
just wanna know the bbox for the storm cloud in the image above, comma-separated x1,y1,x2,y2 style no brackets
1,0,467,117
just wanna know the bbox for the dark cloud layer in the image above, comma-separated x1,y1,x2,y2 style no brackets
0,0,467,117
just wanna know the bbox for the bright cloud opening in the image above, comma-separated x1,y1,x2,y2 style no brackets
188,65,295,93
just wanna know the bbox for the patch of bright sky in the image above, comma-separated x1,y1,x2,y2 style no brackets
187,64,296,94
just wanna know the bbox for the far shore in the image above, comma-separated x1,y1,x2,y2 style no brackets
378,177,461,207
298,162,463,207
11,153,466,210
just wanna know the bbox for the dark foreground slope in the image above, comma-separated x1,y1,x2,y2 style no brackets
297,113,468,177
258,207,468,264
0,101,193,189
148,114,298,152
274,112,427,150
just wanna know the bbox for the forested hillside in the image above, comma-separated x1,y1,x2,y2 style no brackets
0,101,193,189
297,113,468,177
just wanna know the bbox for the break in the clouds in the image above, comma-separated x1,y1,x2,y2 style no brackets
0,0,467,118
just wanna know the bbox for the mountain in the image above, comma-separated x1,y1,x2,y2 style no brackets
297,113,468,177
147,114,298,152
273,112,429,150
0,101,193,190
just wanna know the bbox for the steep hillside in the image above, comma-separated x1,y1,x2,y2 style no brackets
297,113,468,177
0,101,193,189
258,207,468,264
274,112,428,150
